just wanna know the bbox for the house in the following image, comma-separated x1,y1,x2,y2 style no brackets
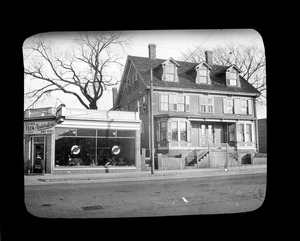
112,44,261,167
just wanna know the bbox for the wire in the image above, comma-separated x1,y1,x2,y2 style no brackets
183,30,215,62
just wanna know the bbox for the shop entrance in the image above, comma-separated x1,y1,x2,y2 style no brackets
31,136,45,173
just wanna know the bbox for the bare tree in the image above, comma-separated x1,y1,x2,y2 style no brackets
24,32,128,109
180,42,266,103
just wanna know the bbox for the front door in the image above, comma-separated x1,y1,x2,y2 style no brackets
32,136,45,173
199,124,214,147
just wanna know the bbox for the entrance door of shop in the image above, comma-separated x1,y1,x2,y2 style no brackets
199,124,214,147
32,136,45,173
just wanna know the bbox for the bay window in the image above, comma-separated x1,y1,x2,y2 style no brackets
160,121,167,141
171,121,178,141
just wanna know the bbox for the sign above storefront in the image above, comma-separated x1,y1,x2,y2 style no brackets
24,121,55,134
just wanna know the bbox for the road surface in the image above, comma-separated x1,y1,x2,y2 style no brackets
25,173,266,218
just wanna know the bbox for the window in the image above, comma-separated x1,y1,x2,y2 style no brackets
171,122,178,141
200,96,214,113
55,127,136,167
226,98,234,114
237,124,244,142
185,96,190,112
160,121,167,141
241,99,248,115
165,63,175,81
200,96,206,113
198,68,208,84
169,95,177,111
229,71,237,86
245,124,252,142
207,97,214,113
180,122,187,141
160,94,169,111
228,124,235,142
177,95,185,112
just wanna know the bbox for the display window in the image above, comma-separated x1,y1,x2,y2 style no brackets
55,128,136,167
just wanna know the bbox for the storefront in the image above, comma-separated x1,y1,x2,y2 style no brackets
24,105,141,174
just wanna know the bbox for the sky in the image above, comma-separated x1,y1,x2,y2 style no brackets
23,29,266,118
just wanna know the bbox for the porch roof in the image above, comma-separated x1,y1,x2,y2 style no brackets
154,113,256,122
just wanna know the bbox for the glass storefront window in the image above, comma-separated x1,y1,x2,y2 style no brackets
55,127,136,168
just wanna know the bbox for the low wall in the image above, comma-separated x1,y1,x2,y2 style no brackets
157,154,184,170
253,157,267,165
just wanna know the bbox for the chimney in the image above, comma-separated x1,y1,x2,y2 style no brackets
205,50,213,65
112,87,118,106
148,43,156,59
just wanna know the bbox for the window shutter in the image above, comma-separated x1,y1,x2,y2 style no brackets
167,122,172,141
234,99,241,114
248,99,253,115
223,97,227,114
185,96,190,112
187,121,191,142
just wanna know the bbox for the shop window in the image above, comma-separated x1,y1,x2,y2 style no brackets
77,129,96,136
97,129,117,137
56,128,77,137
55,127,136,168
117,130,136,137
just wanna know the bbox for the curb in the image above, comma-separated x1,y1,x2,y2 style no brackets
25,165,267,185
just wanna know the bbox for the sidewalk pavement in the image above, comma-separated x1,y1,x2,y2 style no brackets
24,164,267,186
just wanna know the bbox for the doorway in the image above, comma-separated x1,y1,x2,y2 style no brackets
199,124,214,147
31,136,45,173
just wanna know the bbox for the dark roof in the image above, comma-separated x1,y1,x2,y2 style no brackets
128,55,260,95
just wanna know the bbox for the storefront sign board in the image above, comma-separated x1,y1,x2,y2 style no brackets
24,121,55,134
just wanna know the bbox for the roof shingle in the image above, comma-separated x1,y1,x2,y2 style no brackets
128,55,260,95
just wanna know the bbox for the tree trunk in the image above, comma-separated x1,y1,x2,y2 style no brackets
89,101,98,110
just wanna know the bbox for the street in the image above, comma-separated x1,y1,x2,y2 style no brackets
25,173,266,218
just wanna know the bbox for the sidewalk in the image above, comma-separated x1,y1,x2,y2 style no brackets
24,164,267,186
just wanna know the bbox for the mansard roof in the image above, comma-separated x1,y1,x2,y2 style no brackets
127,55,260,95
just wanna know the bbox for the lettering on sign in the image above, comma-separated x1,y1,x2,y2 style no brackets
24,121,55,134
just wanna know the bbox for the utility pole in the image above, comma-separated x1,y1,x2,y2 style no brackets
150,68,155,174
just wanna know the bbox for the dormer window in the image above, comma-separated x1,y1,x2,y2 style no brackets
195,62,212,84
166,63,175,81
226,65,241,87
162,58,179,82
229,70,237,86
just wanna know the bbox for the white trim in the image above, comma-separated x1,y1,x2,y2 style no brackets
56,120,141,130
151,86,260,97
